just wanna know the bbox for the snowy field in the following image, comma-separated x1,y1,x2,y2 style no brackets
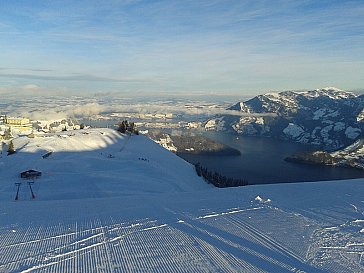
0,129,363,272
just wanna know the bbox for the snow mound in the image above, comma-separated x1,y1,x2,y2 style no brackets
254,195,272,203
14,129,122,154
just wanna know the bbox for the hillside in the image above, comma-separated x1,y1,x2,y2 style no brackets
217,87,364,150
286,138,364,170
0,129,207,200
147,131,240,155
0,129,364,272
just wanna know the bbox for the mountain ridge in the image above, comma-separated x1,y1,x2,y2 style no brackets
218,87,364,150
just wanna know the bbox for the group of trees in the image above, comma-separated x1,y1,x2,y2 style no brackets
0,128,15,155
194,163,248,188
117,120,139,135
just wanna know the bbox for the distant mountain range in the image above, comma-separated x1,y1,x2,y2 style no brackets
208,87,363,150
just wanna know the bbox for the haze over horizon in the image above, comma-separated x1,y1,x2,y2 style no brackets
0,0,363,97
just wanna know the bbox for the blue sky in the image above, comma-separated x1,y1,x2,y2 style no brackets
0,0,363,97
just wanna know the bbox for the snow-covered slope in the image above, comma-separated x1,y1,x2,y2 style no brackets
285,138,364,170
329,138,364,169
0,128,364,272
223,87,364,150
0,129,208,200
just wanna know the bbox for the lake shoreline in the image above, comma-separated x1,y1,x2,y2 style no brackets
179,132,364,185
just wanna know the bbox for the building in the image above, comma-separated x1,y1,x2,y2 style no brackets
6,118,30,126
5,117,32,134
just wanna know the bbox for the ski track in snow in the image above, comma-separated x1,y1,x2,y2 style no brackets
0,203,363,272
0,206,340,272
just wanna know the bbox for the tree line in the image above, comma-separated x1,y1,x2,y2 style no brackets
194,162,248,188
117,120,139,135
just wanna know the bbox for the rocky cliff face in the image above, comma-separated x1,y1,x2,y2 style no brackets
219,87,363,150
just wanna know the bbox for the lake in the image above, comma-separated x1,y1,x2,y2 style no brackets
178,132,364,185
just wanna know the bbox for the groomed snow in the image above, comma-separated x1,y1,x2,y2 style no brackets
0,129,364,272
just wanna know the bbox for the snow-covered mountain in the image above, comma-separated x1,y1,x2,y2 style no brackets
1,128,364,272
287,138,364,170
223,87,364,150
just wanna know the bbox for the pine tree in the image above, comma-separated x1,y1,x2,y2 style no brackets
7,140,15,155
3,128,12,140
195,163,202,176
118,122,126,134
128,122,135,133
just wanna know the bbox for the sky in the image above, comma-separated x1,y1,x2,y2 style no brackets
0,0,363,97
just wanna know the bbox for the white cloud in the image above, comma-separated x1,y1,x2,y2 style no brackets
6,98,276,122
22,84,41,93
70,103,107,117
